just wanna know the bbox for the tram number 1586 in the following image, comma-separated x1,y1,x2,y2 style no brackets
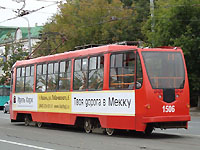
162,105,175,113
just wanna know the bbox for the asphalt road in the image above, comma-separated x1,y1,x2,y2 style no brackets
0,112,199,150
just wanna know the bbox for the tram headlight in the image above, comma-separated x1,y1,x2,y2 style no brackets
158,95,162,99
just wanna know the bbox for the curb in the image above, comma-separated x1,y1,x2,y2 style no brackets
190,107,200,117
190,111,200,117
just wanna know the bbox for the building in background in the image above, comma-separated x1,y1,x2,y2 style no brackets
0,25,43,76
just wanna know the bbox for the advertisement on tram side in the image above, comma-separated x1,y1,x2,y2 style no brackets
72,91,135,116
12,91,135,116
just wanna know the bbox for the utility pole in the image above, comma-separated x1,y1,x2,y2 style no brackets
22,17,32,54
150,0,155,47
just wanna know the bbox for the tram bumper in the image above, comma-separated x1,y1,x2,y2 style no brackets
143,115,191,129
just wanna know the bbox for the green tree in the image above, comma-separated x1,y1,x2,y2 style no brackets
120,0,150,40
36,0,140,56
121,0,133,6
142,0,200,106
0,34,28,85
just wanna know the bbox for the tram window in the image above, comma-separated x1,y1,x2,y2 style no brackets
31,66,34,76
110,51,135,90
73,58,88,90
59,60,71,91
89,57,96,70
110,55,115,67
43,64,47,75
16,67,21,92
17,68,21,77
60,61,66,72
88,56,104,90
66,61,71,73
36,64,47,92
75,59,81,71
21,67,25,77
37,65,42,75
0,87,9,96
4,87,10,96
25,66,34,92
26,66,30,76
16,67,25,92
0,88,3,96
11,70,14,93
98,56,104,69
48,63,53,74
142,52,185,89
47,62,58,91
136,53,143,89
54,62,59,73
82,58,88,71
116,54,123,67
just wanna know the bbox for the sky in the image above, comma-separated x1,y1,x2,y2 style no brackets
0,0,63,27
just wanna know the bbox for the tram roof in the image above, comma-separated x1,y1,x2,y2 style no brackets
13,44,138,67
13,44,182,67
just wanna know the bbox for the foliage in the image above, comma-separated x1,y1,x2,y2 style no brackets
0,34,28,85
120,0,133,6
36,0,145,56
142,0,200,105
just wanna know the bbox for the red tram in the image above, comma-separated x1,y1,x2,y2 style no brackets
10,43,190,135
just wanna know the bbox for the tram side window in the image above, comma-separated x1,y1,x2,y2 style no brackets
16,67,25,92
11,70,14,93
73,58,88,90
0,87,3,95
136,53,143,89
59,60,71,91
36,64,47,92
47,62,59,91
4,87,10,96
25,65,34,92
88,56,104,90
110,51,135,90
0,87,10,96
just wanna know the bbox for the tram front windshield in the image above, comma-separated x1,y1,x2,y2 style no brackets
142,51,185,89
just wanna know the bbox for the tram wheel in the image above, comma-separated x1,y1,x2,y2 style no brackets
84,118,92,133
37,122,43,128
144,125,154,135
24,116,31,126
105,128,114,136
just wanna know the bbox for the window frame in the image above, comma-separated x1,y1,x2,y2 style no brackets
136,52,143,89
36,63,48,92
24,65,35,92
15,66,25,93
88,55,104,91
109,50,136,90
46,61,59,92
73,57,89,91
142,51,185,89
58,59,72,91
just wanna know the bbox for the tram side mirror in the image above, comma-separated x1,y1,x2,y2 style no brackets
136,82,142,89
